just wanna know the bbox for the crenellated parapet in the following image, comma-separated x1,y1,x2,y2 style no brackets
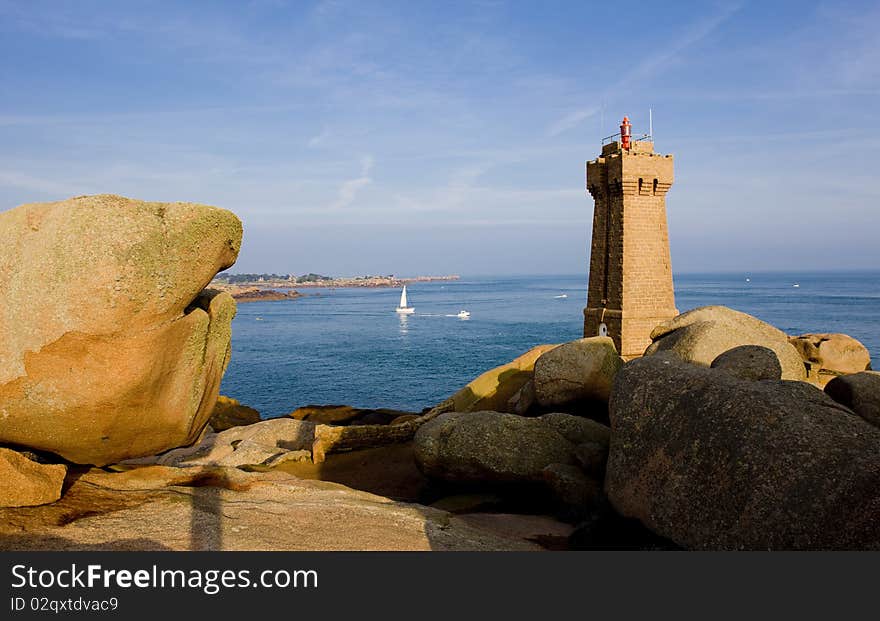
588,142,673,197
585,158,607,199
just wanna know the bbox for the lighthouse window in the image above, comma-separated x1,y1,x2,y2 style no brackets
638,178,643,193
653,178,658,194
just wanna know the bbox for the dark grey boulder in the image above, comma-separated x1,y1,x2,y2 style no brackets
542,463,601,509
605,353,880,550
573,441,608,477
825,371,880,428
413,411,578,483
538,412,610,446
710,345,782,381
533,337,623,406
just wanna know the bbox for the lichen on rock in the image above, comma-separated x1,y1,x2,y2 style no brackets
0,194,243,465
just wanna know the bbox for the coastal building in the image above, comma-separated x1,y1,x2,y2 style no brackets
583,117,677,358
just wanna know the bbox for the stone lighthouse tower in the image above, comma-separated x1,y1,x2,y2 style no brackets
583,117,677,358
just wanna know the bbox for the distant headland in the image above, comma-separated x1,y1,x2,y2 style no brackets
210,273,459,302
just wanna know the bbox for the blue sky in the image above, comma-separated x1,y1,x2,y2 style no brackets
1,0,878,276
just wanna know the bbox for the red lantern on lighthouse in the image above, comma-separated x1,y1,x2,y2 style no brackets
620,116,632,150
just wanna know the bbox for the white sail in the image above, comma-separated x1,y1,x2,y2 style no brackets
395,285,414,313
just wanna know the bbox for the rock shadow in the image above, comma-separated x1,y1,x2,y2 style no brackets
0,533,175,551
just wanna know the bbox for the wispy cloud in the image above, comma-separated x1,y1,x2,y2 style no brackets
0,2,287,68
392,162,493,213
309,0,345,22
307,129,331,148
545,2,742,137
329,155,373,209
2,1,877,274
547,106,600,138
619,2,742,84
799,4,880,91
393,155,582,217
0,2,105,40
0,169,83,199
396,185,583,215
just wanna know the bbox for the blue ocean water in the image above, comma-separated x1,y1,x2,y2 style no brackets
220,272,880,418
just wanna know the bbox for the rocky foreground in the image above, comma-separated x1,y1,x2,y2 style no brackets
1,195,878,550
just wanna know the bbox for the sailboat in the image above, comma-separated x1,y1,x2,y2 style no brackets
395,286,415,314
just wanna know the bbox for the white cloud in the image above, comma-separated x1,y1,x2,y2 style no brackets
307,129,330,148
329,155,373,209
546,107,600,138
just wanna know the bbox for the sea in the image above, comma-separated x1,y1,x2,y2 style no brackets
219,271,880,418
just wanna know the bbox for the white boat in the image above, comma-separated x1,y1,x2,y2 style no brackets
554,294,567,299
395,286,415,314
456,310,470,318
793,283,800,288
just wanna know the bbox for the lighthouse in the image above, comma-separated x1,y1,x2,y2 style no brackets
583,117,677,358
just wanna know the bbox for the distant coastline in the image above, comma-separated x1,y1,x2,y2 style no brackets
288,274,460,288
212,273,460,290
210,273,460,302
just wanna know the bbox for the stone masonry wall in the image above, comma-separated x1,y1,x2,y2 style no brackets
584,141,677,357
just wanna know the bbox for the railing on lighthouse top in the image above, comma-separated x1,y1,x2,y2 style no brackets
600,115,653,149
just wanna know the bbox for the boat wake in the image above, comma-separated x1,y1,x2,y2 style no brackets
415,313,471,319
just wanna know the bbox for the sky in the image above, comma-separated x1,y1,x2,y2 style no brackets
1,0,878,276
